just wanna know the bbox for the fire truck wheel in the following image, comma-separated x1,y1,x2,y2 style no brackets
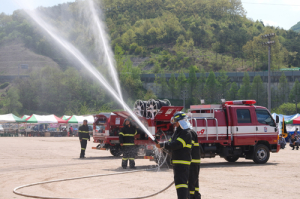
253,144,270,164
224,156,239,162
110,147,122,156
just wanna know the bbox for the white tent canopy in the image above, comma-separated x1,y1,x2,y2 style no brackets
0,114,26,123
67,115,94,124
26,114,67,124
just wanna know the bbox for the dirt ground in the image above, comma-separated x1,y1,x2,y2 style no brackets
0,137,299,199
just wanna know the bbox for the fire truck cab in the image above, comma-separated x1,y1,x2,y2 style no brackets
189,100,280,164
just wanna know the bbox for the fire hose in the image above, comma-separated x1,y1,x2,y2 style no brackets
13,136,174,199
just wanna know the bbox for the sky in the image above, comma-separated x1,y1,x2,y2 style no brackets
0,0,299,30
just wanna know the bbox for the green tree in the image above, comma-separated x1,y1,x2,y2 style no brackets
168,73,177,99
227,82,239,100
238,72,251,99
154,72,169,98
289,80,300,103
114,44,124,72
80,102,89,115
218,70,230,99
278,72,289,105
2,87,22,114
205,71,220,103
194,70,206,103
176,71,187,98
250,75,266,106
188,65,197,100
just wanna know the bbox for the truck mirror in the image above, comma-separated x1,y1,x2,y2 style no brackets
276,115,279,123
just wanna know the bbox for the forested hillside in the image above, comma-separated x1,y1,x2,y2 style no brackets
1,0,300,115
1,0,300,73
291,21,300,33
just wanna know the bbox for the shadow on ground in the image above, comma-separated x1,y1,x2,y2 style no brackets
201,161,278,168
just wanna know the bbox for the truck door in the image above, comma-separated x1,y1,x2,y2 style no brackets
255,109,277,143
231,107,257,146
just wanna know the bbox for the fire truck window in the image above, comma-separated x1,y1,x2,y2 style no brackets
236,109,251,123
256,110,275,127
96,125,105,133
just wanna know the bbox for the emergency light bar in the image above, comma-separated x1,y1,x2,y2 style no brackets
225,100,256,105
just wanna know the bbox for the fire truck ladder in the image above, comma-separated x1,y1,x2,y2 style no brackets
189,107,220,140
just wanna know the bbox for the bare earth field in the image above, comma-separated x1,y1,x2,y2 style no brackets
0,137,299,199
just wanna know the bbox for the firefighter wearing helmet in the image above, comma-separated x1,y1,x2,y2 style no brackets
156,111,194,199
119,118,138,169
79,119,90,158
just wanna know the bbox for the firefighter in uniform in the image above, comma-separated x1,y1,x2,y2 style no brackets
79,120,90,158
119,118,137,169
156,112,192,199
189,129,201,199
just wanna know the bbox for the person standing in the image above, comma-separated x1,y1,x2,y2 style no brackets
156,112,192,199
79,120,90,158
189,129,201,199
119,118,137,169
70,126,73,136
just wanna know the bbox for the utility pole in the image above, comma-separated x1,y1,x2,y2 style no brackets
262,33,275,111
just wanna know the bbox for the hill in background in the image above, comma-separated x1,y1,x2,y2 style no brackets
0,41,59,76
1,0,300,75
291,21,300,33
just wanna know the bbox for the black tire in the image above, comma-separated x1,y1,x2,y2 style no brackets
224,156,239,162
110,146,122,156
253,144,270,164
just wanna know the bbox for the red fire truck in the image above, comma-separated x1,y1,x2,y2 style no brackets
93,99,280,164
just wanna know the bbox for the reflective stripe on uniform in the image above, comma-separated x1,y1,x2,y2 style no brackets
190,191,195,195
81,148,86,150
119,132,124,135
123,143,135,146
134,131,137,135
122,158,128,160
172,160,191,165
177,138,186,147
193,143,199,146
195,187,199,191
191,159,201,163
123,134,135,136
82,138,89,140
168,138,172,142
186,144,192,148
79,131,89,133
175,184,188,189
129,158,135,160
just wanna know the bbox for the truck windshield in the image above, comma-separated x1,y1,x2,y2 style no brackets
255,109,275,127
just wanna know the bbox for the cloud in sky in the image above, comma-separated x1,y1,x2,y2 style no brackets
263,20,279,27
242,0,300,29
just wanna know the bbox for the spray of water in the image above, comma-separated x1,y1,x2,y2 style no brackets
15,1,155,141
86,0,124,106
